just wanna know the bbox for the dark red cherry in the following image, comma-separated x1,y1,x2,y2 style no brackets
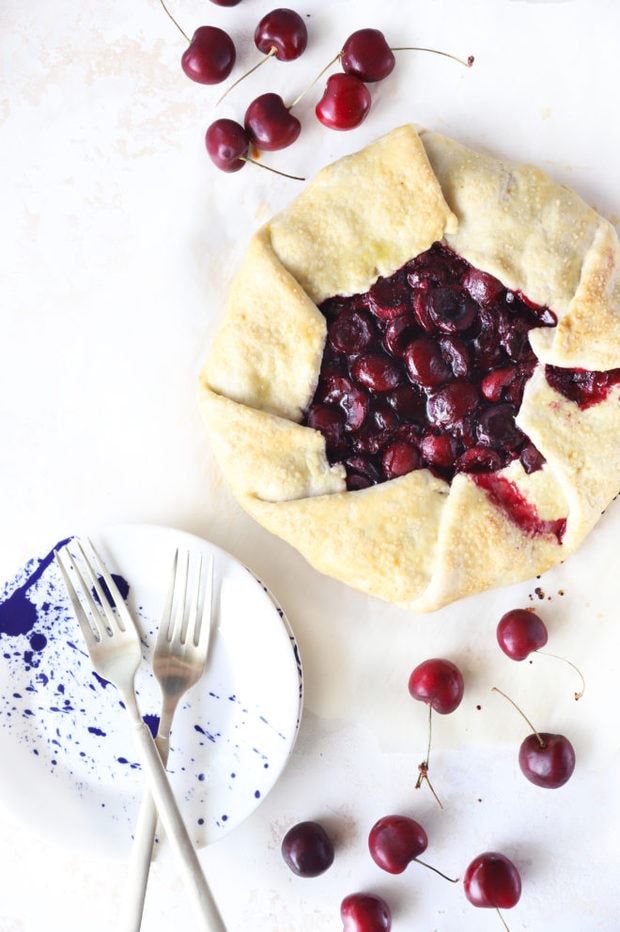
315,73,371,131
341,892,391,931
408,658,464,714
181,26,236,84
426,379,479,430
281,821,335,877
351,354,403,392
382,440,419,479
255,8,308,61
369,275,410,319
420,432,458,470
403,337,451,387
209,0,242,5
205,119,249,172
368,815,428,874
464,851,522,909
455,445,502,473
244,93,301,151
306,404,347,455
424,286,477,333
341,28,396,82
462,267,504,305
497,608,548,661
329,309,376,354
519,732,576,788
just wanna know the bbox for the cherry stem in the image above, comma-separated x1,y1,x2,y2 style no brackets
491,686,545,748
242,156,305,182
496,907,511,932
159,0,190,44
414,857,459,884
391,46,475,68
536,650,586,701
415,703,444,808
289,53,341,109
217,47,278,105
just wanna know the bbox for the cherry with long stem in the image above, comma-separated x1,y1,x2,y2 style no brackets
159,0,236,85
217,7,308,103
492,686,576,789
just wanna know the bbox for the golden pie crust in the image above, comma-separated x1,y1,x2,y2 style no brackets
199,125,620,611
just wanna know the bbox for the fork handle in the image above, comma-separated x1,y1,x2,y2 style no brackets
122,736,170,932
130,721,226,931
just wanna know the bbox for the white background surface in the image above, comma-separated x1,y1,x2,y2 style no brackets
1,0,620,930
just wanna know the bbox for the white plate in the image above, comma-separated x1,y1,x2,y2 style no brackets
0,524,303,858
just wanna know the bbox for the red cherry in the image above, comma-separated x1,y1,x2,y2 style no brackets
254,8,308,61
497,608,548,661
181,26,236,85
209,0,242,5
341,893,391,931
492,687,576,788
368,815,427,874
381,440,420,479
408,658,464,714
281,821,335,877
341,28,395,82
464,851,522,909
315,73,371,131
205,119,249,172
519,732,576,788
244,93,301,151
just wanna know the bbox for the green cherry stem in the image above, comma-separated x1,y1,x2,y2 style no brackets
159,0,190,44
415,703,444,808
491,686,546,749
243,155,305,181
391,46,474,68
536,650,586,701
217,47,279,105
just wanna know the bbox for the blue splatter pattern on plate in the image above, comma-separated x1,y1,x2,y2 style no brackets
0,526,303,858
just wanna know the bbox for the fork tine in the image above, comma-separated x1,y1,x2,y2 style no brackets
54,547,101,644
190,553,213,650
171,549,190,643
84,537,132,634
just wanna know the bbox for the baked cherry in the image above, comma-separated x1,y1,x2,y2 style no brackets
492,687,576,788
244,93,301,151
341,893,391,931
281,820,335,877
497,608,548,661
464,851,522,910
205,118,249,172
181,26,236,84
408,658,464,714
368,815,427,874
302,242,562,492
315,73,371,130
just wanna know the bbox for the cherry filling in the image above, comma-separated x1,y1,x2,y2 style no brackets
303,243,620,505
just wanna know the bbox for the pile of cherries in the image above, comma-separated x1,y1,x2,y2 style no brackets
160,2,474,173
303,242,558,491
280,607,580,930
302,240,620,496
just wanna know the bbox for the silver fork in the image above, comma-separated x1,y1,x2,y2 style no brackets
124,548,214,932
54,539,226,932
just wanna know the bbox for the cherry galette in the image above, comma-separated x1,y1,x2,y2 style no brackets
200,125,620,611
